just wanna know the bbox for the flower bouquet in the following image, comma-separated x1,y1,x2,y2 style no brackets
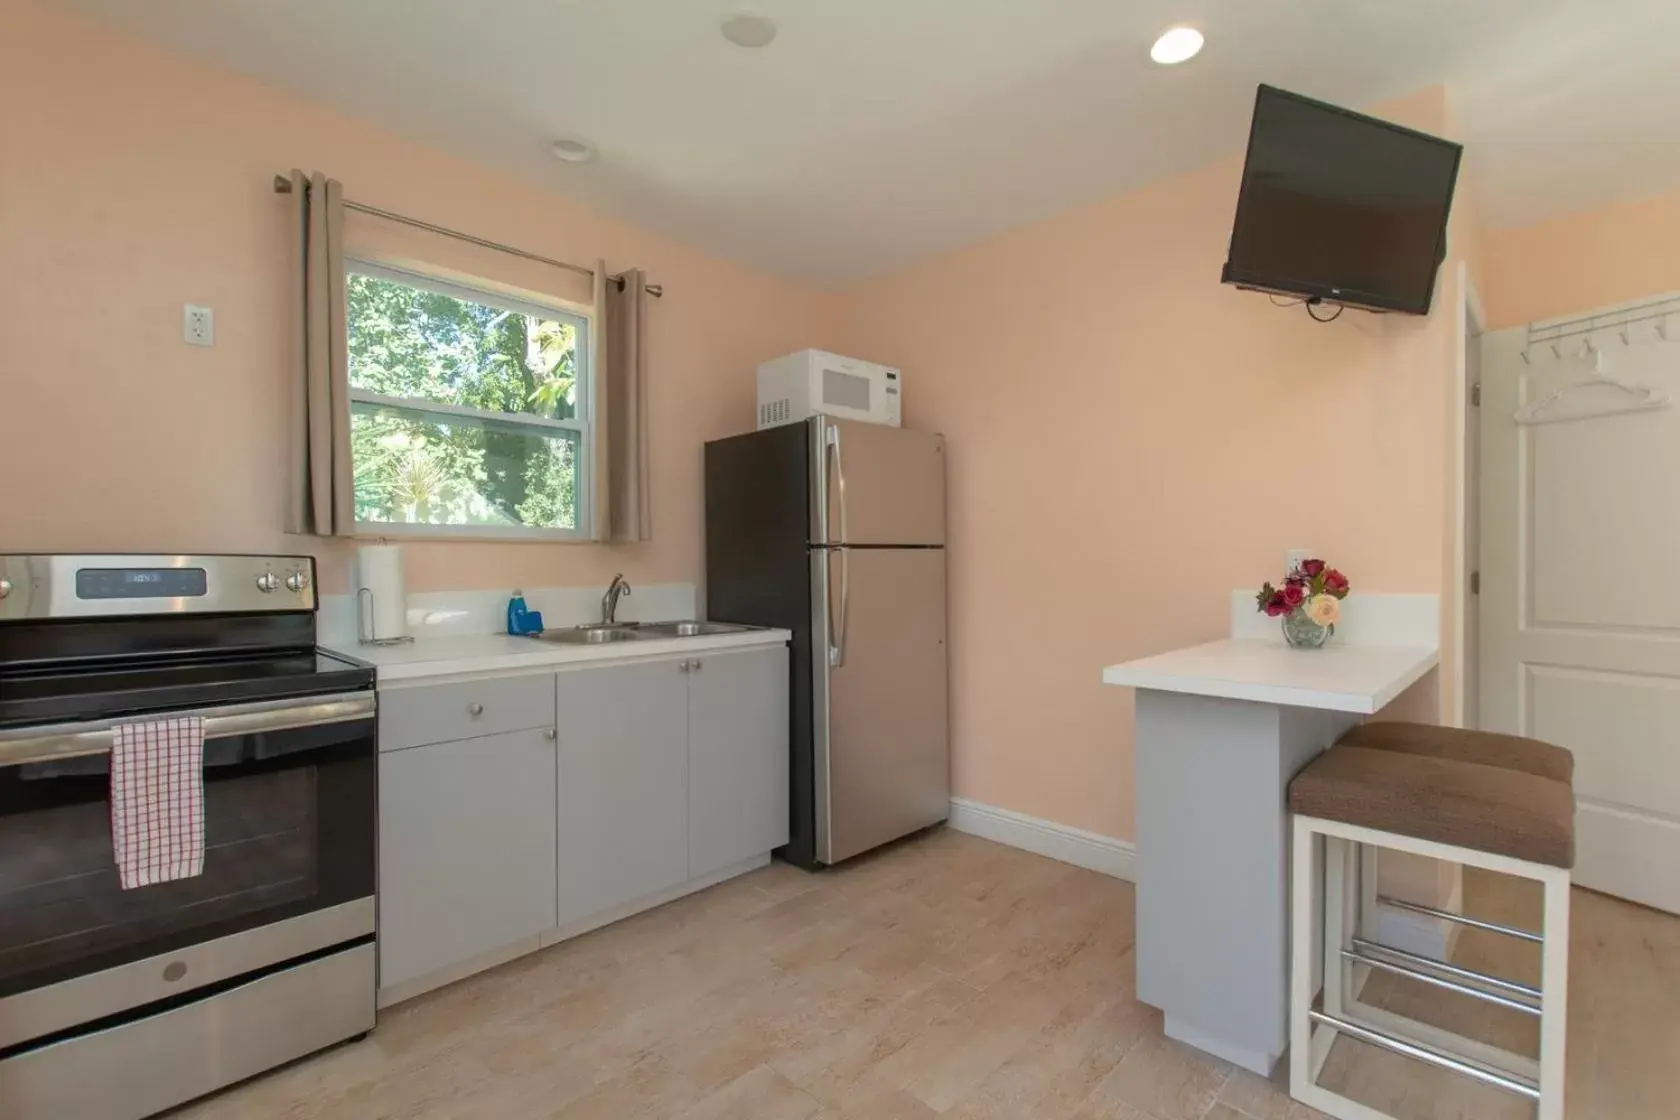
1257,559,1350,649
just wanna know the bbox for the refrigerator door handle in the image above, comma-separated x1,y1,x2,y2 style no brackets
827,422,849,545
832,548,851,668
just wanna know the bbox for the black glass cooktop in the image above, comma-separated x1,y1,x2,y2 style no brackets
0,648,373,729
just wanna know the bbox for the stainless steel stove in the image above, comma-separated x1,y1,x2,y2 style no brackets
0,554,376,1120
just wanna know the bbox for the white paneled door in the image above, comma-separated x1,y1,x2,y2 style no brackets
1480,316,1680,914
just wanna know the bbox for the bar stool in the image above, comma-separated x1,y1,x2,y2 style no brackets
1287,722,1575,1120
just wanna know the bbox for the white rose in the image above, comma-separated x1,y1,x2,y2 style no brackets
1306,594,1340,628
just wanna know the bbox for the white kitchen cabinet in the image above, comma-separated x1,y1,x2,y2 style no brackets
378,727,558,989
554,659,691,927
687,647,790,879
375,638,792,1004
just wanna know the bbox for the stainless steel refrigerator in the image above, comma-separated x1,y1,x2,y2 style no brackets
705,416,949,868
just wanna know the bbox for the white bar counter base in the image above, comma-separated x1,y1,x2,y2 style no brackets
1102,592,1439,1077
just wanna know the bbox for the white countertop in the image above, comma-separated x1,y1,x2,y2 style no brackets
1101,638,1438,714
326,628,792,685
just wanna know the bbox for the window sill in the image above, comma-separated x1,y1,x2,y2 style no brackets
351,523,598,545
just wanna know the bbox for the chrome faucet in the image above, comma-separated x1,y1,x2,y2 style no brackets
601,574,632,624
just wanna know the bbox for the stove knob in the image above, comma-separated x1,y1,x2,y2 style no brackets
255,572,279,593
285,571,309,593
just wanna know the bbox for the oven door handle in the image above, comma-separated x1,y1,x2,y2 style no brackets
0,691,377,768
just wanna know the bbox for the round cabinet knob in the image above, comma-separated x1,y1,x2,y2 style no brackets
255,572,279,593
542,727,557,740
285,571,310,592
691,659,703,673
0,577,11,600
467,702,484,717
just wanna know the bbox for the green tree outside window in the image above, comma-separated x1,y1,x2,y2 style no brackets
346,269,587,532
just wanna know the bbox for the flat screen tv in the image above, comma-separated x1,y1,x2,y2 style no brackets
1221,85,1463,315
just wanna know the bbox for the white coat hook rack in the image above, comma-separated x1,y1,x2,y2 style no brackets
1525,293,1680,357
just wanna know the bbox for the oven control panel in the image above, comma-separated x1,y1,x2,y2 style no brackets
0,555,318,620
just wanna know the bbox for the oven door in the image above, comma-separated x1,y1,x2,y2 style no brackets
0,692,375,1049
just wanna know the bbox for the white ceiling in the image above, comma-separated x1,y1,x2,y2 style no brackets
54,0,1680,287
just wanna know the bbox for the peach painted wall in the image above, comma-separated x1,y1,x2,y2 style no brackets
833,89,1462,841
1483,187,1680,330
0,0,834,594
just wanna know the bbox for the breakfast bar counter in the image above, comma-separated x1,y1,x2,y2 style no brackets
1102,593,1438,1076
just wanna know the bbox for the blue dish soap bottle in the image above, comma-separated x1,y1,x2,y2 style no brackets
506,590,544,636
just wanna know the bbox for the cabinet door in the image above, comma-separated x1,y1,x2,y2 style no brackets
378,728,557,989
687,646,791,879
555,660,690,927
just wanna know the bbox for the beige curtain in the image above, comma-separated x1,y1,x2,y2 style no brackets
284,170,354,536
596,266,652,542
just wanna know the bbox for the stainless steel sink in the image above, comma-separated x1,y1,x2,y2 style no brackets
637,620,757,638
530,620,759,644
534,626,642,645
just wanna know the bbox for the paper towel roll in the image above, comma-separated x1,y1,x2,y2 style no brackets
356,545,408,643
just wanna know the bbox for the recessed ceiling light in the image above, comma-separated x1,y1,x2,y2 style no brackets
551,138,595,163
1150,26,1204,65
721,13,777,48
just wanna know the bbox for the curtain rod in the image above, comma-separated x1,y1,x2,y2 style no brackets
272,174,662,297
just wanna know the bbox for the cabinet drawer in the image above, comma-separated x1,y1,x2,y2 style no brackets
379,674,555,752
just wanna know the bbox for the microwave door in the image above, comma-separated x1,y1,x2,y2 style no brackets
818,418,946,547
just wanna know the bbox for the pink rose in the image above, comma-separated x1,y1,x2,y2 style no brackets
1324,569,1349,596
1281,583,1306,610
1264,593,1291,618
1300,559,1326,578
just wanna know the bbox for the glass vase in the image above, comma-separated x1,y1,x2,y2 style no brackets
1281,607,1331,649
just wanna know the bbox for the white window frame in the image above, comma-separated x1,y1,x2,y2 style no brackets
345,259,594,541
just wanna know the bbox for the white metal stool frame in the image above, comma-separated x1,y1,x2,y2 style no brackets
1290,813,1570,1120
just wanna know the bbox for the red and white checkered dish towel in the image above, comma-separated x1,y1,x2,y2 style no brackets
110,716,206,890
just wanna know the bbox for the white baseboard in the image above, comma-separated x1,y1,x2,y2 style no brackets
1165,1015,1277,1077
947,797,1137,881
1374,874,1464,962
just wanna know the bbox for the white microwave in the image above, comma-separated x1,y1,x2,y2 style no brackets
756,349,901,429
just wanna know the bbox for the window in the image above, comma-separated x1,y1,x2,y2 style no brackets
346,261,591,538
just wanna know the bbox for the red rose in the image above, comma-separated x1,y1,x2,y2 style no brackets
1282,583,1306,609
1264,592,1291,617
1324,569,1349,596
1300,559,1326,578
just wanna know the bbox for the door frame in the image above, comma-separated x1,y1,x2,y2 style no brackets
1451,261,1486,730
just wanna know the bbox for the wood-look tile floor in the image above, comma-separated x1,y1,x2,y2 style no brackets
171,830,1679,1120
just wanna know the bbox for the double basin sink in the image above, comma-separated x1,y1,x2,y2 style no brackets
531,620,760,646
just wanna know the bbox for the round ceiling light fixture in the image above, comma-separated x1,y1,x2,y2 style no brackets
720,13,778,48
551,137,596,163
1150,25,1204,65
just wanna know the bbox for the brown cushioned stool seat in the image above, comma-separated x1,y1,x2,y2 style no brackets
1337,720,1574,785
1289,746,1575,868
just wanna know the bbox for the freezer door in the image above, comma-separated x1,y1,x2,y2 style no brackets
813,417,946,546
813,547,949,864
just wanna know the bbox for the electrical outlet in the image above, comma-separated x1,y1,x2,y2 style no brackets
183,304,215,347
